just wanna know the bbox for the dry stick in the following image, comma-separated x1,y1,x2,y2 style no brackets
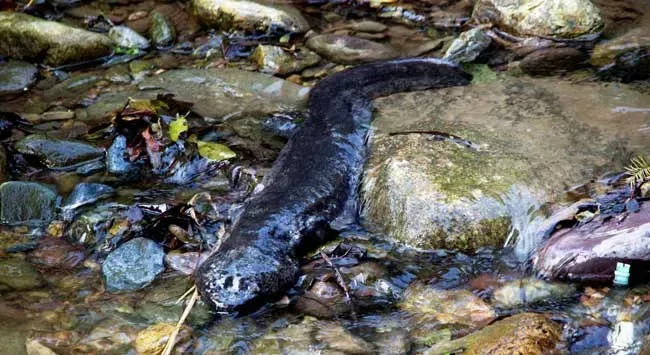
319,251,357,320
161,287,199,355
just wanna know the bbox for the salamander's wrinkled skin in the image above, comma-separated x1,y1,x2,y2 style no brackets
195,59,472,313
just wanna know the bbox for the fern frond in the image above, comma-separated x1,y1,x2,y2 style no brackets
625,155,650,188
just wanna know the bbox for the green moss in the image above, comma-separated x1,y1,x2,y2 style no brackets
425,313,562,355
463,63,499,85
0,12,112,66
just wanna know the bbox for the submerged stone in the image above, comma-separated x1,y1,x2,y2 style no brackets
0,257,43,291
0,231,40,253
192,0,310,34
15,134,104,170
102,237,165,292
135,323,189,355
138,68,310,120
314,322,376,354
251,317,323,354
493,278,576,307
424,313,563,355
0,60,38,96
0,12,113,66
0,181,58,225
362,76,650,251
400,282,496,328
472,0,604,39
306,34,398,64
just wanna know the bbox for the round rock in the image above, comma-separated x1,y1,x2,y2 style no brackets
0,61,38,96
305,34,398,64
520,47,587,76
102,238,165,292
192,0,310,34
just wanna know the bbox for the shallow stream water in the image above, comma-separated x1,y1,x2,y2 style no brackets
1,0,650,354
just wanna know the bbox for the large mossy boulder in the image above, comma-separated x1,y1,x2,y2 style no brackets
362,75,650,251
424,313,563,355
0,12,113,66
472,0,604,39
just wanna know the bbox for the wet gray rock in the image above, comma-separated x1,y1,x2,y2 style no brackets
39,72,101,107
520,47,587,76
305,34,398,64
102,237,165,292
362,76,650,250
139,68,310,120
0,12,113,66
192,0,310,33
15,134,104,170
443,28,491,64
0,61,38,96
150,12,176,48
109,26,150,49
0,181,58,225
104,65,132,84
591,26,650,81
472,0,604,39
61,183,114,220
0,257,43,291
107,135,138,175
252,45,321,76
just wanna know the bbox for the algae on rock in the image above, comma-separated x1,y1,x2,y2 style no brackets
192,0,309,34
424,313,563,355
472,0,604,39
0,12,113,66
362,76,650,251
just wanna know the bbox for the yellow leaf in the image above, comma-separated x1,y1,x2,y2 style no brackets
169,116,188,142
197,141,236,161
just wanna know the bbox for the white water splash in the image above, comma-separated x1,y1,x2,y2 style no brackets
500,185,548,262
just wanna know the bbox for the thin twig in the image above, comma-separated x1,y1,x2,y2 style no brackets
319,251,357,319
175,285,196,305
161,288,199,355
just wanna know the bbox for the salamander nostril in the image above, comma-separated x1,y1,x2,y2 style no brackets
224,276,233,289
